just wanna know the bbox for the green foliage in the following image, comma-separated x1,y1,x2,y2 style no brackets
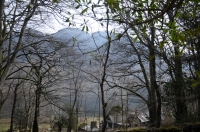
116,33,122,40
195,26,200,36
106,0,120,11
133,36,138,43
159,41,165,49
80,8,88,15
65,18,70,22
191,70,200,88
53,0,59,3
2,23,7,40
81,25,89,32
148,55,155,61
191,81,200,88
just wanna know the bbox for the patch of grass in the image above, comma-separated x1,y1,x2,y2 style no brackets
39,123,51,131
0,119,10,132
128,128,147,132
78,117,103,127
0,124,9,132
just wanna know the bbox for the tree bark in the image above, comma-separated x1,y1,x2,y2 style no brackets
148,26,161,127
67,89,77,132
100,9,111,132
195,41,200,120
9,84,19,132
0,0,5,114
174,46,188,123
32,89,39,132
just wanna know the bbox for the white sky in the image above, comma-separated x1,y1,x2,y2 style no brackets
34,0,106,34
35,16,105,34
36,11,105,34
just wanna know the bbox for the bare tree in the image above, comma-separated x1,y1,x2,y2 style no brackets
0,0,76,112
83,16,113,132
9,79,28,132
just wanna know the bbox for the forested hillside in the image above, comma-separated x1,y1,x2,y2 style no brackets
0,0,200,132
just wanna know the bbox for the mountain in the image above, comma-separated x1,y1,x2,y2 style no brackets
51,28,107,52
1,27,145,118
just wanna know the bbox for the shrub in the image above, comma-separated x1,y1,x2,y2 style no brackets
182,123,200,132
128,124,200,132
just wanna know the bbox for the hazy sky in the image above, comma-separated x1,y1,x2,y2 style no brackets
35,12,103,34
33,0,107,34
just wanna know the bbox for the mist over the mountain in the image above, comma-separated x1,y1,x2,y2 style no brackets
48,28,141,115
1,27,144,118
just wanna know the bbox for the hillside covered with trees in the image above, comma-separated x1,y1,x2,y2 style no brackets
0,0,200,132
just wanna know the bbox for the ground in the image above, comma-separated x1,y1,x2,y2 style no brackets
0,119,10,132
0,117,102,132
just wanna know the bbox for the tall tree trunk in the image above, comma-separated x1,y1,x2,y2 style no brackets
0,0,37,114
155,84,161,127
198,91,200,120
0,0,5,71
24,113,29,132
195,42,200,120
100,82,107,132
67,89,77,132
100,41,111,132
148,47,157,127
0,0,5,114
167,10,187,123
148,26,161,127
126,28,161,127
9,84,19,132
188,40,200,120
58,122,62,132
100,10,111,132
32,90,39,132
174,46,188,123
0,90,3,114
